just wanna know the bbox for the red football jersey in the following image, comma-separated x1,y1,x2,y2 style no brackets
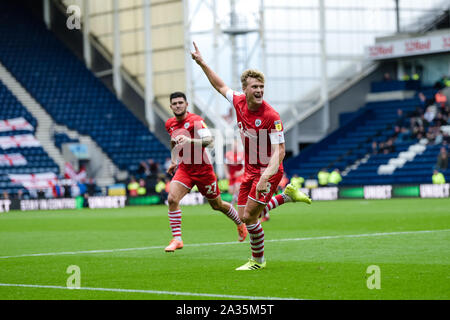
228,91,285,175
165,112,213,172
225,150,244,177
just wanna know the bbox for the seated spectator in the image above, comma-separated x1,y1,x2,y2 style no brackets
443,131,450,145
436,147,448,171
2,191,9,200
384,138,395,154
395,109,406,127
395,127,412,144
434,129,443,145
434,112,447,127
371,141,378,155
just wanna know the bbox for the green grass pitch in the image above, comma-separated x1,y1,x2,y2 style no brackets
0,198,449,300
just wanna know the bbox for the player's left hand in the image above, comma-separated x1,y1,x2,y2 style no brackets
255,177,269,199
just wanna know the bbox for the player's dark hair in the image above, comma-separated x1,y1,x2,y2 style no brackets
170,91,187,103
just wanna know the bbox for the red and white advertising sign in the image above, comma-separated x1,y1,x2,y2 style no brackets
366,33,450,60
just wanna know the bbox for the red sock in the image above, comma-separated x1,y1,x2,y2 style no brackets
261,194,285,217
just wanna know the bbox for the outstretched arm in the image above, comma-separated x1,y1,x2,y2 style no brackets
191,41,231,98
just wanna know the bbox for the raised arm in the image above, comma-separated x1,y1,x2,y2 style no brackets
191,41,231,98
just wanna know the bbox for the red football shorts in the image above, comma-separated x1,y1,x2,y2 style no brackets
237,170,283,206
172,166,220,200
229,174,244,187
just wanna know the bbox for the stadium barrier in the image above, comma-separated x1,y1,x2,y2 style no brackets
1,184,448,212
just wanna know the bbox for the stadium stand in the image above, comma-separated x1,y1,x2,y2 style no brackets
285,81,450,185
0,80,59,196
0,2,170,176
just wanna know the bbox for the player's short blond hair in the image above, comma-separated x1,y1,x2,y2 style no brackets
240,69,265,88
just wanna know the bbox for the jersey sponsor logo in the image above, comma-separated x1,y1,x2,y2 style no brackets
274,120,282,131
255,119,262,127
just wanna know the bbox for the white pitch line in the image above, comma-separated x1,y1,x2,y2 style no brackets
1,229,449,260
0,283,300,300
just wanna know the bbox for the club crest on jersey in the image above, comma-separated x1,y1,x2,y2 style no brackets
274,120,282,131
255,119,262,127
184,122,190,129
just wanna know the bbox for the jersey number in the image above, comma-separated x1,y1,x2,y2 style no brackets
205,182,217,195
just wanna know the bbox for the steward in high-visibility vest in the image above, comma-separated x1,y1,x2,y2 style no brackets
432,170,446,184
328,169,342,185
318,169,329,186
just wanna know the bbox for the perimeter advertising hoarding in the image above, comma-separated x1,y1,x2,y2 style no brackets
1,185,448,212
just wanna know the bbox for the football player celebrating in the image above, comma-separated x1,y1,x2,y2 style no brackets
224,139,245,206
164,92,248,252
191,42,311,270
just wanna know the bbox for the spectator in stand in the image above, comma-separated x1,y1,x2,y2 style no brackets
16,189,23,200
434,112,447,127
384,138,395,154
378,141,386,154
435,90,448,109
2,190,9,200
434,129,444,145
137,160,150,176
418,92,427,109
148,159,160,177
382,72,392,81
443,131,450,145
127,177,139,197
424,104,437,124
37,189,46,199
436,147,448,171
87,178,97,196
163,157,172,177
395,126,412,144
395,109,406,128
371,141,378,155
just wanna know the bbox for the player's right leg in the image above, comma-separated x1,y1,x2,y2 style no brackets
260,183,311,222
165,176,191,252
